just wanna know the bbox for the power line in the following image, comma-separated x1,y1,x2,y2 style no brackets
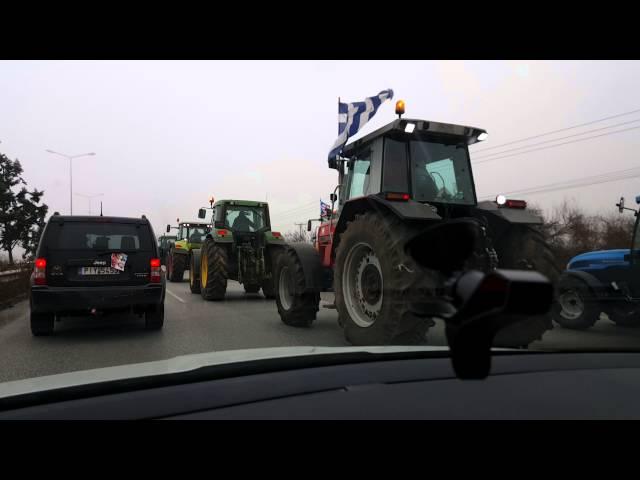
481,166,640,201
471,107,640,154
270,200,317,216
473,117,640,161
473,124,640,166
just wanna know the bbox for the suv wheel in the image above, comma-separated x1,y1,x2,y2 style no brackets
145,303,165,330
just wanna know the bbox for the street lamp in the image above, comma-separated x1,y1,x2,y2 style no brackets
45,150,96,215
75,192,104,215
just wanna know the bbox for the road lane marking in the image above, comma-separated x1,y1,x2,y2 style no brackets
166,289,186,304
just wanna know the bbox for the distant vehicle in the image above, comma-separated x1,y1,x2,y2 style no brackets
189,198,286,299
157,234,176,265
29,213,166,336
553,196,640,329
164,220,211,282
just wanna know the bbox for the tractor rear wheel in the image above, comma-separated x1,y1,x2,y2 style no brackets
189,254,201,294
200,240,228,301
167,249,186,283
494,226,561,346
274,247,319,327
334,211,438,346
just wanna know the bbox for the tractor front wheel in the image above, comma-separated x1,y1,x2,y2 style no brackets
200,240,228,301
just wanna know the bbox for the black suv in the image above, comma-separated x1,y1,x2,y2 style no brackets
29,214,166,336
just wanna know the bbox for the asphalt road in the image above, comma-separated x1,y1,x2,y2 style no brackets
2,274,640,383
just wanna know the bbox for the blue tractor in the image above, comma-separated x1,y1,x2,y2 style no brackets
552,195,640,329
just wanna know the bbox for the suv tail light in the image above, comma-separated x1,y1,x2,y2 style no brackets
34,258,47,285
150,258,161,283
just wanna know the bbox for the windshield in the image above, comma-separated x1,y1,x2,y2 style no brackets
3,60,640,399
225,206,267,232
41,222,153,251
411,140,475,205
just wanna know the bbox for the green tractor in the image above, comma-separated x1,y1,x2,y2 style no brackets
189,199,286,299
165,219,212,282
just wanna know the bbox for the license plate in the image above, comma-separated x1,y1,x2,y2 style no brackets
78,267,121,275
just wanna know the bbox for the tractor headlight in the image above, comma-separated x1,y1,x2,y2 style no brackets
405,122,416,133
496,194,507,206
477,132,489,141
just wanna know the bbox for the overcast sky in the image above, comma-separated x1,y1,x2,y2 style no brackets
2,60,640,255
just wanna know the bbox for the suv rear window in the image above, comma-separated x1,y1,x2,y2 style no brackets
43,222,153,251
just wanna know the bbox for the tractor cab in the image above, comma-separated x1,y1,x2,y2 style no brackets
331,116,487,219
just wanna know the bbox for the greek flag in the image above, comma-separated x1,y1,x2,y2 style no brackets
328,89,394,161
320,199,331,217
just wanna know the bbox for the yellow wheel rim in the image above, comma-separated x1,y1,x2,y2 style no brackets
201,251,208,288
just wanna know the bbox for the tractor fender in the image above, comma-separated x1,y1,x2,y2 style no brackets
286,243,324,292
333,195,441,256
476,200,543,225
205,233,233,244
559,270,609,300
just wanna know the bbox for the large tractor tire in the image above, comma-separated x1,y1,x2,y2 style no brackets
551,276,600,330
200,239,228,301
334,211,437,346
274,247,320,327
493,226,561,347
189,253,201,294
167,249,186,283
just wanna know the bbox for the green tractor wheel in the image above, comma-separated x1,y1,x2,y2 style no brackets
167,249,186,283
200,239,228,301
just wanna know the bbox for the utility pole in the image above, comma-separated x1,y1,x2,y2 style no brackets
294,222,305,237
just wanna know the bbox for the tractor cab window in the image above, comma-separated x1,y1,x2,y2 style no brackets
225,206,267,232
410,140,475,205
347,155,372,200
189,226,209,243
179,225,188,240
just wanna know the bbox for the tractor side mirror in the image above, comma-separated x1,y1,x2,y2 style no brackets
307,220,312,232
166,224,171,233
198,208,206,219
330,193,337,202
618,197,626,214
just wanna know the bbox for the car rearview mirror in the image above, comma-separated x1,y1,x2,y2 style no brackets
166,224,171,233
198,208,206,219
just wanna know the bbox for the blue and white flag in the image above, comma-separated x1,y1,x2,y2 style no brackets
320,199,331,217
328,89,394,161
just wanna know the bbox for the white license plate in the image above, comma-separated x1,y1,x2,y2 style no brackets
78,267,121,275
